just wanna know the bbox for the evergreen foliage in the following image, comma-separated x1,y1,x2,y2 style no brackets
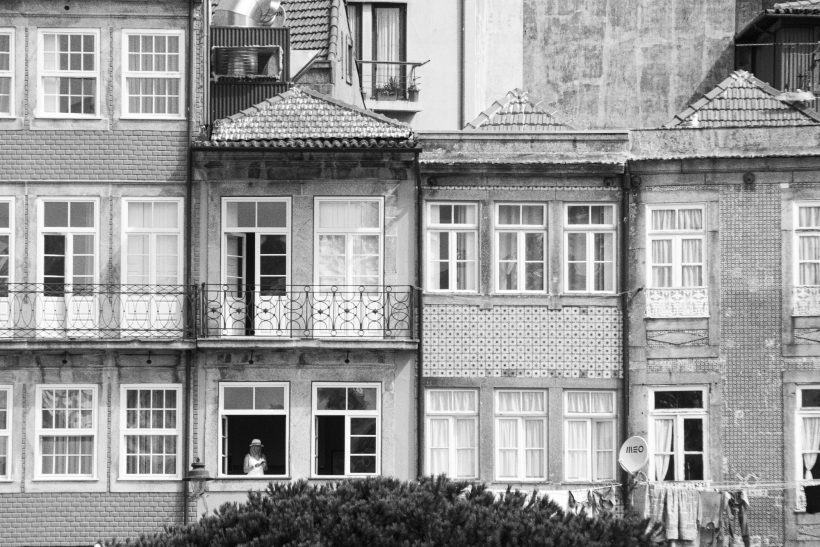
114,476,661,547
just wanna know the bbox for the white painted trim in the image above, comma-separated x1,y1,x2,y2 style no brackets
423,388,479,479
562,390,617,482
425,202,479,293
36,29,101,119
121,198,184,286
493,203,548,294
647,385,709,482
120,29,185,120
645,204,707,289
0,28,15,117
493,389,547,482
562,203,617,294
0,386,11,481
34,384,98,480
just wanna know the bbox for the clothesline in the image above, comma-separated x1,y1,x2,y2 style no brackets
515,478,820,494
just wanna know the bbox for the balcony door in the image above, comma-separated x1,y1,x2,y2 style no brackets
221,199,290,336
314,198,383,336
37,200,97,336
0,200,11,334
122,200,183,336
372,5,406,95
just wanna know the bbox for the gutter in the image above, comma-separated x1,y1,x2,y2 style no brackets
620,163,631,509
458,0,465,129
182,0,196,526
415,150,424,479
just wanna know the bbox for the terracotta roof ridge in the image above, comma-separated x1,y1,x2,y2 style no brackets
327,0,340,60
465,88,575,130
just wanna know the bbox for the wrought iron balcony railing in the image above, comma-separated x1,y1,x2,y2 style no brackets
201,285,416,339
357,60,428,102
0,284,194,340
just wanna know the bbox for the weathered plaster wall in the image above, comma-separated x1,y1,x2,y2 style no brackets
522,0,736,130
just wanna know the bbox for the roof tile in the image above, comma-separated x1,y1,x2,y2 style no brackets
664,70,820,128
282,0,332,54
464,88,575,131
209,86,415,146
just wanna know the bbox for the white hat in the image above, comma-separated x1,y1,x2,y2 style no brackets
250,438,264,447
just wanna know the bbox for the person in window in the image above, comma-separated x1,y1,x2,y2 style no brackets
243,439,267,476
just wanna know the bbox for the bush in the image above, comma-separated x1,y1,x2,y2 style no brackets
114,476,661,547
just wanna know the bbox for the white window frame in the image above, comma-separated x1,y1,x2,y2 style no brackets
0,28,14,117
119,384,182,480
0,386,11,481
794,202,820,287
426,202,479,293
494,203,548,294
0,198,13,286
37,29,101,119
648,386,708,482
562,390,617,482
563,204,617,294
424,389,479,479
313,197,383,286
312,382,381,478
217,382,289,479
37,198,99,289
797,386,820,482
121,29,185,119
493,389,548,482
646,205,706,289
34,384,98,480
122,198,183,286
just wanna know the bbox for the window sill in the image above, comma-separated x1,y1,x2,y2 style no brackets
32,477,98,482
215,475,290,480
117,476,183,481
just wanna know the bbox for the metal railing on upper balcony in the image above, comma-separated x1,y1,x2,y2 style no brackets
0,284,195,340
356,60,429,102
200,285,416,339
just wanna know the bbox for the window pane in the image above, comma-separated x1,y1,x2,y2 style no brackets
348,387,377,411
654,390,703,409
257,202,287,228
498,205,519,225
802,390,820,409
350,417,377,435
684,454,704,480
0,203,9,229
223,387,253,410
521,206,543,225
683,418,703,452
316,387,346,410
70,202,94,228
43,202,68,227
254,386,284,410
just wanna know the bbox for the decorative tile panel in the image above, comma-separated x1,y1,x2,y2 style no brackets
645,288,709,318
646,329,709,347
422,305,622,378
793,287,820,317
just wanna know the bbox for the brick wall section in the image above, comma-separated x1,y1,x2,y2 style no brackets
1,130,187,182
0,492,189,546
719,183,784,543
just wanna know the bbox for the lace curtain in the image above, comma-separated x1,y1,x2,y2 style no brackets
653,418,674,481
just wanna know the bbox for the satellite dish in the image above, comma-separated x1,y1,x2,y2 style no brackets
618,436,649,474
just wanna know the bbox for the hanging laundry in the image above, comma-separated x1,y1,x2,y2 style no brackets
698,490,722,529
805,484,820,514
727,491,750,547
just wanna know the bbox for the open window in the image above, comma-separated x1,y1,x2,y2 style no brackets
218,382,288,477
649,387,708,481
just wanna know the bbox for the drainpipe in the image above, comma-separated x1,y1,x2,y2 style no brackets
620,163,631,510
458,0,465,129
182,0,196,526
415,149,424,478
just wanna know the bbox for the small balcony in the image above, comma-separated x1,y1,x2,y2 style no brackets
0,284,194,341
358,60,427,114
200,285,416,340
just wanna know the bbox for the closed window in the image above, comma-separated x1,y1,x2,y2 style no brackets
122,31,183,118
647,206,705,288
38,30,99,117
0,386,10,479
427,203,478,292
0,29,13,116
649,388,707,481
36,385,96,478
425,389,478,479
495,204,547,293
124,200,182,286
564,391,616,482
494,390,547,481
315,198,382,286
564,204,616,293
313,383,380,477
796,204,820,287
120,385,181,478
0,200,11,291
219,383,288,477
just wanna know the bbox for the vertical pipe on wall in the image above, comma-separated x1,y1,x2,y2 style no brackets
415,152,425,478
182,0,196,526
620,164,631,509
458,0,465,129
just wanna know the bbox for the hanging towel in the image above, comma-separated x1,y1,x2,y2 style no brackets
678,488,700,542
698,491,722,528
806,485,820,514
665,488,681,541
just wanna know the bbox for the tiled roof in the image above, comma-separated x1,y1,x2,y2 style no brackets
281,0,333,55
208,86,415,146
464,88,574,131
769,0,820,14
664,70,820,128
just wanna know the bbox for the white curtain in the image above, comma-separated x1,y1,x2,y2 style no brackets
595,421,615,480
590,392,614,413
803,417,820,479
374,7,401,82
681,239,703,287
156,234,179,285
452,391,476,412
498,391,520,413
318,201,349,229
428,391,450,412
524,420,544,478
800,206,820,228
651,240,672,287
678,209,702,230
497,419,517,478
653,418,674,481
565,420,588,480
651,210,675,230
428,418,449,476
455,418,476,477
800,236,820,286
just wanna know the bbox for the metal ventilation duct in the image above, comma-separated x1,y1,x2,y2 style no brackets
212,0,286,27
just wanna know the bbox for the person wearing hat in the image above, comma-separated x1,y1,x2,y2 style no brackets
243,439,267,476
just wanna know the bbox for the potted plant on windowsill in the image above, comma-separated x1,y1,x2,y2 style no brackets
407,82,419,102
376,76,400,101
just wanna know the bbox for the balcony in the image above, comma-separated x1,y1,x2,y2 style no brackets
0,284,194,341
358,60,427,114
200,285,416,340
